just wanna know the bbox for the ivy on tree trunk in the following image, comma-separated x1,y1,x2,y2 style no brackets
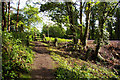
79,0,83,43
83,2,91,47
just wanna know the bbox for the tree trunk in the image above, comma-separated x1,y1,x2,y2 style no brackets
66,2,76,43
79,0,83,43
2,2,6,31
83,3,91,47
91,13,95,40
66,2,78,50
8,1,10,32
94,2,119,60
95,2,107,58
116,8,120,40
5,2,7,13
16,0,20,31
54,38,58,47
108,20,113,40
94,17,104,60
2,2,4,31
91,25,95,40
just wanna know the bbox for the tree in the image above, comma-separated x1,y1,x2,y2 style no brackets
9,3,41,32
79,0,83,44
40,2,68,24
89,5,96,40
5,2,7,13
2,2,6,31
41,24,66,38
8,0,10,32
66,27,73,38
23,4,42,27
83,2,91,47
94,2,120,60
10,13,26,32
65,2,75,40
16,0,20,31
65,2,80,51
114,7,120,40
40,2,79,48
107,19,113,39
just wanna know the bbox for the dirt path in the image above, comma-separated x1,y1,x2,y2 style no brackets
30,41,55,80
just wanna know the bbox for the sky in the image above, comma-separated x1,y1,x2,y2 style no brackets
11,0,55,32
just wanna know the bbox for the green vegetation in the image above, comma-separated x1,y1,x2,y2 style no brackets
1,0,120,79
45,37,72,43
20,73,31,78
50,52,118,79
41,24,66,38
2,32,35,79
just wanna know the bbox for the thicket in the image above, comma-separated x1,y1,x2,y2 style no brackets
2,32,35,79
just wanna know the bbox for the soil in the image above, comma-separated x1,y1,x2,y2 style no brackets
30,41,56,80
29,40,120,79
87,40,120,66
50,40,120,69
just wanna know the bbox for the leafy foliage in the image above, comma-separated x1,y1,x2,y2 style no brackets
2,32,35,79
23,4,42,26
94,27,110,46
40,2,69,24
41,24,66,38
1,1,120,79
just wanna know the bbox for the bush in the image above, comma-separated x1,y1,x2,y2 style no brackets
2,32,35,79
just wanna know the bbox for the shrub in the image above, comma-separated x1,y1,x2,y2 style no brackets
2,32,35,79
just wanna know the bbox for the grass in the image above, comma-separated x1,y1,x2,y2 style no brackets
49,50,119,79
34,36,72,43
20,73,31,79
41,42,49,46
45,37,72,43
29,38,120,79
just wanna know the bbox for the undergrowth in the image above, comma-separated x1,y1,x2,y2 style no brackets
50,52,119,79
2,32,35,79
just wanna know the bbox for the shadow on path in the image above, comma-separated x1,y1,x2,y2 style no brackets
31,67,55,80
30,41,55,80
